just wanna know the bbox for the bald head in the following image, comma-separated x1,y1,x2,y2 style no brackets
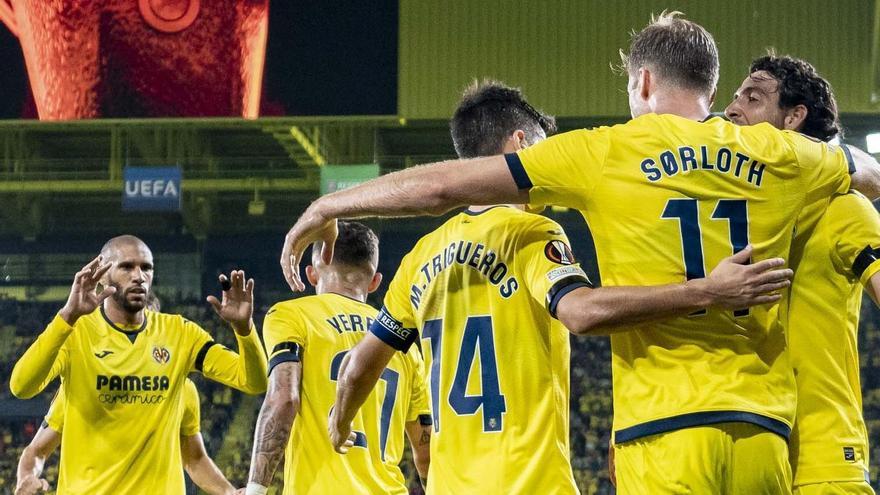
101,235,151,263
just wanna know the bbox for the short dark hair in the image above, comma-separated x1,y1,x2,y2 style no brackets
450,80,556,158
316,221,378,270
749,54,841,142
622,11,719,94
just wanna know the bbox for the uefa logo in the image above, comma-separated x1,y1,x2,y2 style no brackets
152,346,171,365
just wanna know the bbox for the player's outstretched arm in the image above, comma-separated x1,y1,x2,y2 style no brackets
848,145,880,200
203,271,268,394
329,333,397,453
557,245,793,335
10,256,114,398
181,433,236,495
404,419,431,489
15,425,60,495
281,155,523,291
245,361,302,495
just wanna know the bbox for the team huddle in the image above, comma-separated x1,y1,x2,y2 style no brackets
10,12,880,495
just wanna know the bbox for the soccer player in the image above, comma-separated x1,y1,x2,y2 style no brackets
15,380,236,495
244,221,430,495
327,80,798,494
9,235,268,494
726,54,880,495
280,13,880,494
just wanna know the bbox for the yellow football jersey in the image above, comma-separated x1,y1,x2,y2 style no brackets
10,307,267,495
788,191,880,486
371,206,589,494
510,113,852,443
263,293,430,495
46,378,201,437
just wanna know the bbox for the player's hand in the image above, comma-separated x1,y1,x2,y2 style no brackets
328,416,356,454
59,255,116,325
281,204,338,292
14,474,50,495
700,245,793,309
207,270,255,335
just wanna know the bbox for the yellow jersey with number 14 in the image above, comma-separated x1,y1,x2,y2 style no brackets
262,293,430,495
510,113,852,444
788,191,880,486
371,206,590,495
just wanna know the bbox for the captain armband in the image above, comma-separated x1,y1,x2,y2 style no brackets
546,267,593,318
369,307,417,352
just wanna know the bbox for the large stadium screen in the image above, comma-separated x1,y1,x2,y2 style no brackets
0,1,398,119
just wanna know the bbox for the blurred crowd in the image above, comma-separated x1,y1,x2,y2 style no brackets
1,296,879,494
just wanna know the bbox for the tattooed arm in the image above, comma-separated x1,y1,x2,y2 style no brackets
405,417,432,488
247,361,302,491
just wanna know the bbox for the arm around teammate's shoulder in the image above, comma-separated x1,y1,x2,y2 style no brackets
281,155,525,291
556,246,793,335
309,155,524,220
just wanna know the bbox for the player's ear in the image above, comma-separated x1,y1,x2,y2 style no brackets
709,87,717,106
305,265,319,287
639,68,652,100
367,272,383,294
784,104,808,132
513,129,527,149
502,130,528,153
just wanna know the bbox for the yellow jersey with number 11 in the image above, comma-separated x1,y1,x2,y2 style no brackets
510,113,852,443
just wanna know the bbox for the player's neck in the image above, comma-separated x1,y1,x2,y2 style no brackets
648,89,712,121
102,300,145,327
315,272,369,303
